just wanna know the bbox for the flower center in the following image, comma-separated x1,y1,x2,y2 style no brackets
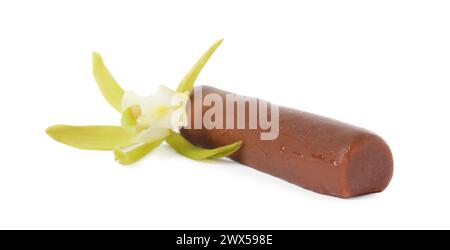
130,105,141,118
154,105,172,119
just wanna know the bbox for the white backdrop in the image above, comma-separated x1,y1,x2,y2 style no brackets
1,0,449,229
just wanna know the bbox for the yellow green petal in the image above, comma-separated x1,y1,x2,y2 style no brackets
46,125,136,150
121,106,138,131
92,52,125,113
176,39,224,94
114,139,164,165
165,131,242,160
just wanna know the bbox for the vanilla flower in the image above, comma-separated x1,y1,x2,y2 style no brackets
121,86,189,143
46,39,242,164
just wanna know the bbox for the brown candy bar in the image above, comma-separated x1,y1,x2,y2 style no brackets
180,85,393,198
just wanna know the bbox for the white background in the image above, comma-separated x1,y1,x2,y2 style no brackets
0,0,449,229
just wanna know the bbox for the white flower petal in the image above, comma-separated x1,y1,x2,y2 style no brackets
121,90,142,111
140,85,176,109
134,127,170,143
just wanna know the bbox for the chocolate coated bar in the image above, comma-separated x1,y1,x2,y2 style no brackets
181,86,393,198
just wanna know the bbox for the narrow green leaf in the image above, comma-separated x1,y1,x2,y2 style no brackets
165,131,242,160
114,139,164,165
92,52,125,113
176,39,224,93
46,125,136,150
